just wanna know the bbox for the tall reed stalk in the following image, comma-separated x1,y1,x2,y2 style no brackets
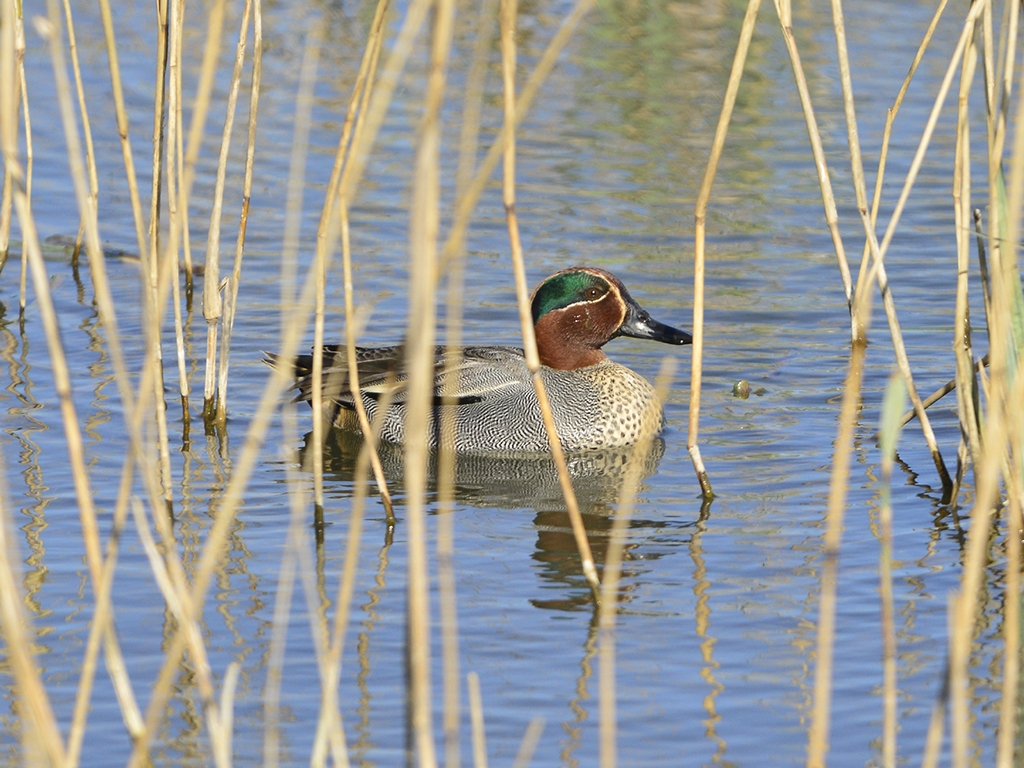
404,0,454,763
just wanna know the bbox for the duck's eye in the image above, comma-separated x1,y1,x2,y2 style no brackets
586,287,602,299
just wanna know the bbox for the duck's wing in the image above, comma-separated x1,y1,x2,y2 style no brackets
263,345,402,405
360,346,529,405
433,346,529,403
267,345,528,408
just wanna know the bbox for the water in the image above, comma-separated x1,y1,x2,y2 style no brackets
0,0,1012,765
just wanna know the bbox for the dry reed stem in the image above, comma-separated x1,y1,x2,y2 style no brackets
877,374,907,768
338,209,396,518
953,24,983,486
980,0,1021,503
164,0,191,421
317,0,389,226
173,2,191,320
265,39,331,756
326,0,394,517
7,34,137,768
147,0,168,291
0,0,13,268
500,0,600,597
870,14,974,493
937,0,1024,757
182,0,228,206
35,3,163,754
16,19,28,194
806,340,869,768
800,0,919,749
919,662,949,768
689,0,761,500
262,410,305,768
598,360,676,768
437,7,497,763
436,490,460,768
404,0,455,764
437,0,596,276
216,0,264,424
215,661,241,767
16,12,30,313
305,0,383,524
305,448,366,765
129,496,234,768
0,487,67,767
305,538,356,763
312,165,328,513
261,52,306,761
335,4,395,518
104,269,198,761
949,587,970,768
96,0,147,263
511,719,545,768
432,0,589,606
778,0,953,492
468,671,488,768
947,334,1024,768
950,1,1024,762
302,564,353,768
854,0,948,315
125,189,266,768
67,447,147,754
332,0,429,210
59,0,100,249
127,0,434,756
66,225,206,751
142,0,173,505
310,271,326,513
68,493,141,763
215,0,262,423
877,1,986,264
835,0,962,505
1008,16,1024,275
81,192,205,759
804,138,880,767
25,219,144,761
981,0,995,132
773,0,855,313
828,0,871,297
310,387,399,766
138,469,235,764
981,0,1006,291
201,0,246,418
996,485,1022,768
827,0,946,532
993,0,1016,124
163,0,188,409
996,0,1019,132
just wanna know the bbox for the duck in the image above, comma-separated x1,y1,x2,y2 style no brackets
269,267,692,453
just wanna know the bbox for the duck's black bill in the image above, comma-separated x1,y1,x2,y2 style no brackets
619,305,693,345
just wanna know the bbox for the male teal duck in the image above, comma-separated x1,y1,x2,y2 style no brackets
272,267,691,453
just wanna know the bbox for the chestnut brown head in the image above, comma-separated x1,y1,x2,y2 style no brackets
529,267,691,370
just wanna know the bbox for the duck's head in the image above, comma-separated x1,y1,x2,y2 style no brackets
530,267,692,371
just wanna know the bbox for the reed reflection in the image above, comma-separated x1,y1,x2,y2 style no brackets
1,312,50,621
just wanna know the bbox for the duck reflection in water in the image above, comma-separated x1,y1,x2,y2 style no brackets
307,428,694,611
